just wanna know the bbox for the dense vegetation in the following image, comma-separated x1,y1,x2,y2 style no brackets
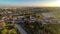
0,7,60,34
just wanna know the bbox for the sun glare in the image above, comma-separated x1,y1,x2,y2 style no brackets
53,0,60,6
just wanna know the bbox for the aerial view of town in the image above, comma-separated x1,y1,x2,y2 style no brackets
0,7,59,34
0,0,60,34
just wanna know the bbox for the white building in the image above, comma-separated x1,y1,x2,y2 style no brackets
42,12,54,19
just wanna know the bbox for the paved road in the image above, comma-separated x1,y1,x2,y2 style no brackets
15,24,27,34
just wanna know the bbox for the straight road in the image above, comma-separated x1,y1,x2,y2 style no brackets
15,24,27,34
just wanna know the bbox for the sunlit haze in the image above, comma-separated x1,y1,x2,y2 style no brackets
0,0,60,7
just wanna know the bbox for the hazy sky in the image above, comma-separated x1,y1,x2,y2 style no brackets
0,0,60,7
